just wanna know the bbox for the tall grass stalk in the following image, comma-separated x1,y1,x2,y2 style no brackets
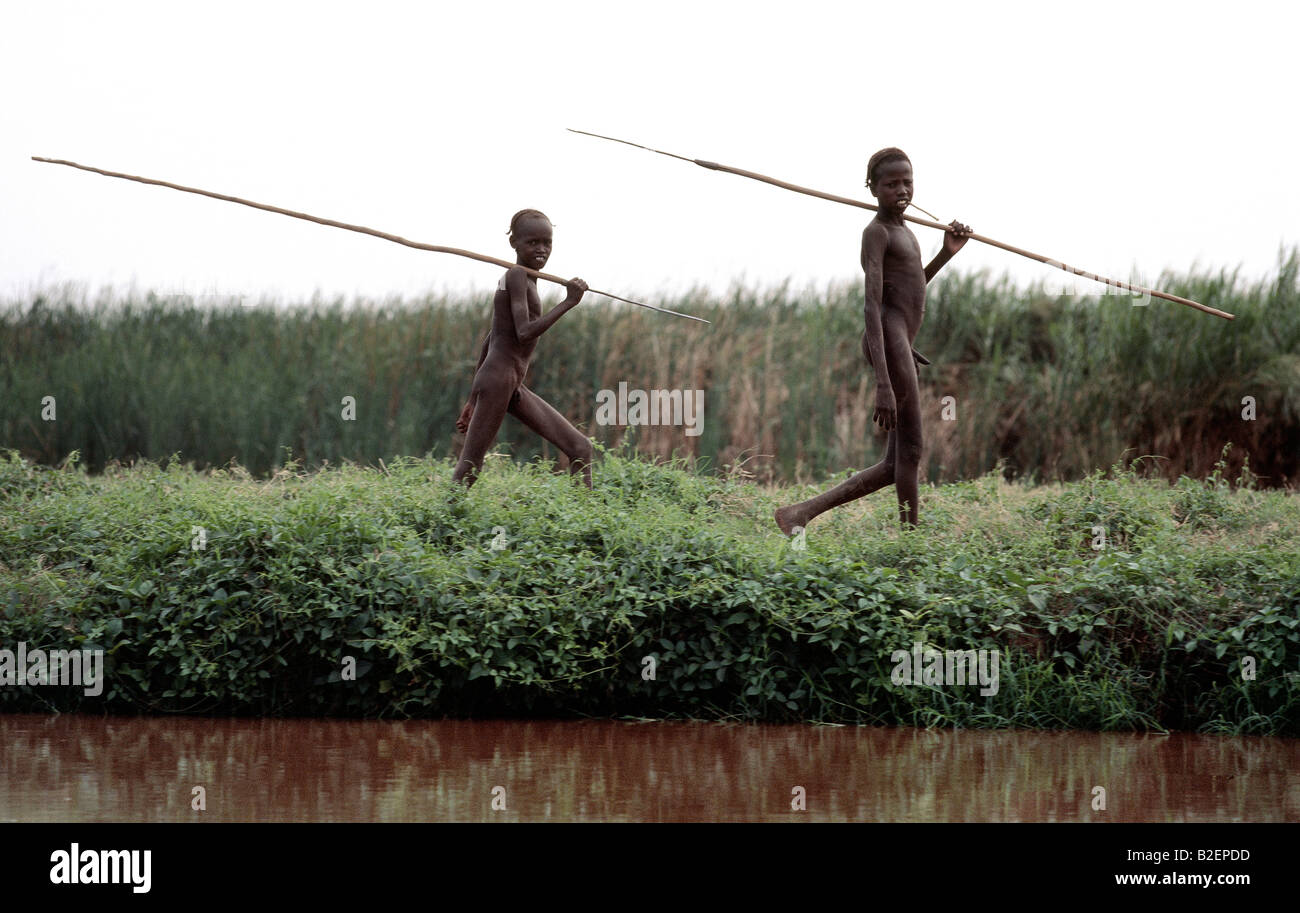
3,250,1297,485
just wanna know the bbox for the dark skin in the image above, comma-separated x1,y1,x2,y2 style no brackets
775,157,970,531
451,214,593,487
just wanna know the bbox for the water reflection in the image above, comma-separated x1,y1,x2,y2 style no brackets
1,715,1295,822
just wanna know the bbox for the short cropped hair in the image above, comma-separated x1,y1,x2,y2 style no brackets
507,209,551,238
865,148,910,189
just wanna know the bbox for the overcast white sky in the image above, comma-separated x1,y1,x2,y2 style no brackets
3,1,1297,307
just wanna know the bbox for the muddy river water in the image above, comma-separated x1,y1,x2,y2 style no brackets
1,715,1295,822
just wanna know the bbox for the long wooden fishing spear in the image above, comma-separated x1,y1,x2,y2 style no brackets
568,130,1233,321
30,156,710,325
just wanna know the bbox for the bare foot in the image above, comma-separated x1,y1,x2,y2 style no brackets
774,505,805,536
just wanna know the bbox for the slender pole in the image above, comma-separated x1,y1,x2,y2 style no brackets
567,130,1233,321
30,156,710,325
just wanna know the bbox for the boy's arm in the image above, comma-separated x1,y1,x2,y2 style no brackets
923,220,972,283
860,224,896,430
506,268,587,344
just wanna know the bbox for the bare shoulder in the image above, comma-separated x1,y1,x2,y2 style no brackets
862,221,889,243
502,266,531,292
862,222,890,248
861,221,888,267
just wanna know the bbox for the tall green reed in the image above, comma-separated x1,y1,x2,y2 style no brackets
3,249,1296,485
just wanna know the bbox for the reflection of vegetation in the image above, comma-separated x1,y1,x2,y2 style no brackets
2,250,1298,486
1,450,1296,732
0,716,1293,822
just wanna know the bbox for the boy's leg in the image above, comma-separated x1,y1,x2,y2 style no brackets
775,433,896,534
452,382,512,488
893,389,923,526
890,337,924,527
774,318,922,534
508,386,594,488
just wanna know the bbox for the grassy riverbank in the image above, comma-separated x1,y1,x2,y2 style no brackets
1,449,1296,732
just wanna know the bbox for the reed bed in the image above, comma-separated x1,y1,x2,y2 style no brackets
3,249,1297,486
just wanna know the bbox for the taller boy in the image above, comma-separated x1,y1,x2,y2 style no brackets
777,148,970,532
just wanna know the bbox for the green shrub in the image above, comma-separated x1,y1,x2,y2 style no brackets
1,450,1295,732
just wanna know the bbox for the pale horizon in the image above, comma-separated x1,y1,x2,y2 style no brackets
4,1,1297,308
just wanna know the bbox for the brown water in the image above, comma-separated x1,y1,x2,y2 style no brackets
1,715,1295,822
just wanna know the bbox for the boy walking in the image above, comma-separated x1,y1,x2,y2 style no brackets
777,148,970,532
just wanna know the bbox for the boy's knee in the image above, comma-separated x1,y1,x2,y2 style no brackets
896,440,922,467
570,436,594,464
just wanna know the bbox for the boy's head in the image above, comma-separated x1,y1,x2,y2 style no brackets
508,209,553,269
865,147,911,192
508,208,551,240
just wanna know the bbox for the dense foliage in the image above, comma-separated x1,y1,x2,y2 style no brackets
3,250,1297,485
2,449,1295,732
